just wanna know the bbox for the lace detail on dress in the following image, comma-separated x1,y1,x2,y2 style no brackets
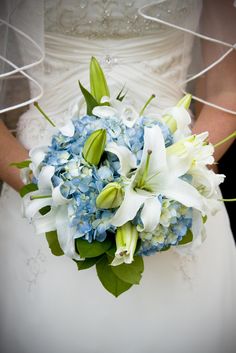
44,0,193,38
26,250,47,292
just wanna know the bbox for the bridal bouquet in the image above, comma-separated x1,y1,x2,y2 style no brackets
14,57,224,297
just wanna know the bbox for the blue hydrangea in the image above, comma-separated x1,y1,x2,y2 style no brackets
138,202,193,256
42,113,189,251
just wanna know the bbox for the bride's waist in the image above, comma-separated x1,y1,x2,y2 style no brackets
44,31,186,66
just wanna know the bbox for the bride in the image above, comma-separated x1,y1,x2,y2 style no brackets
0,1,236,352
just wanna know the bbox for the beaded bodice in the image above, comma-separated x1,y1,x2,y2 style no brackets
44,0,193,38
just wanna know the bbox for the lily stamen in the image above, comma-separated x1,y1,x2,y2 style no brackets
137,149,152,189
139,94,155,116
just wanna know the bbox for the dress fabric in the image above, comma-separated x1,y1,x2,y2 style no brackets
0,1,236,353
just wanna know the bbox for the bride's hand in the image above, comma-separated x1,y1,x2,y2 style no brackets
0,120,29,191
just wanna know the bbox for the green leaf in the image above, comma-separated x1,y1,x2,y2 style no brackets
178,229,193,245
75,237,112,258
90,56,110,102
106,243,116,257
10,160,31,169
134,238,141,255
45,231,64,256
96,255,132,297
116,86,127,102
78,81,98,115
39,206,51,215
160,245,171,252
75,256,103,271
110,256,144,285
19,183,38,198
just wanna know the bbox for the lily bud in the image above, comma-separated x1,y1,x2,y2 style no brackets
111,222,139,266
83,129,106,166
96,182,124,209
162,114,177,133
90,56,110,103
176,94,192,110
167,135,196,156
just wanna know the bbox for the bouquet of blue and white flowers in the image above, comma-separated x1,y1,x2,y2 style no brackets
14,57,225,296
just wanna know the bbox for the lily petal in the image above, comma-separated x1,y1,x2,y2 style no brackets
29,145,48,177
120,105,139,128
166,152,191,179
171,106,191,131
33,209,57,234
140,125,167,176
52,183,71,206
23,191,53,219
59,120,75,137
92,106,117,118
110,185,149,227
140,197,162,232
55,205,82,260
161,178,204,212
37,165,55,190
106,142,137,176
111,256,125,266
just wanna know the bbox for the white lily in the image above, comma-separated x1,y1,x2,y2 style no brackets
189,165,225,215
92,96,139,128
22,164,81,261
29,145,49,178
110,125,205,232
162,94,192,142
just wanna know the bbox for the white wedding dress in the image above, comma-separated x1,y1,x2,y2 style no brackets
0,1,236,353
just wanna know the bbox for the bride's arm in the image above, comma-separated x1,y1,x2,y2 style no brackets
192,90,236,162
0,120,28,191
192,0,236,162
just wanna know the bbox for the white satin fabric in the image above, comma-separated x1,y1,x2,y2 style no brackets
17,30,191,150
0,25,236,353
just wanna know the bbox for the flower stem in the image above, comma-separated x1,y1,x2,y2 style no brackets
30,195,52,200
218,198,236,202
34,102,56,127
139,94,155,116
214,130,236,148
